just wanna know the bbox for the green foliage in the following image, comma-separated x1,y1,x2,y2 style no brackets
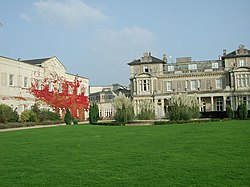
237,103,248,120
20,110,31,122
31,104,61,122
89,103,99,124
168,94,200,121
137,100,155,120
226,105,235,119
113,93,134,124
9,109,19,122
64,108,72,125
20,110,38,122
0,104,16,123
73,118,78,125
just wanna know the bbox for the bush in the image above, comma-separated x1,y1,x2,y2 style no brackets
226,105,235,119
237,103,248,120
113,93,134,124
89,103,99,124
137,100,155,120
20,110,31,122
73,118,78,125
0,104,15,123
64,108,72,125
10,109,19,122
168,94,200,121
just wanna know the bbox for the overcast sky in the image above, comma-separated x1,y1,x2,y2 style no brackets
1,0,250,86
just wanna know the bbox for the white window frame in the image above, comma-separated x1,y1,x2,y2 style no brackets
216,79,222,89
167,65,175,72
167,81,172,91
212,62,219,69
24,77,28,88
188,64,197,70
143,65,149,73
9,74,14,86
239,59,246,67
190,80,197,90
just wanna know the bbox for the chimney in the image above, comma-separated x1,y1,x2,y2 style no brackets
163,53,167,62
223,49,227,56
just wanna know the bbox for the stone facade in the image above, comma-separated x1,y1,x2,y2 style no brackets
90,84,130,119
0,56,89,119
128,45,250,118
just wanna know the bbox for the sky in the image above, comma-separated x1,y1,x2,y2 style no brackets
0,0,250,86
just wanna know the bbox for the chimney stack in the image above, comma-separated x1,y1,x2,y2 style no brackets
223,49,227,56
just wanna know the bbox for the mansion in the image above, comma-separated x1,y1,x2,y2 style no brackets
128,44,250,118
0,56,89,120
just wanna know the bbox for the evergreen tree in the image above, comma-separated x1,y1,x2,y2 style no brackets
89,103,99,124
64,108,72,125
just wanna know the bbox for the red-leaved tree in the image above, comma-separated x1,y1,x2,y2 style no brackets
29,76,89,120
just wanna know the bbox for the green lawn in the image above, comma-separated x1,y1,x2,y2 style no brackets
0,120,249,187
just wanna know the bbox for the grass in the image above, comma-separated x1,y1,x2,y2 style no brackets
0,120,249,187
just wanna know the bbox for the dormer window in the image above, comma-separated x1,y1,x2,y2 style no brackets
212,62,219,69
167,65,175,72
188,64,197,70
143,65,149,73
239,59,246,67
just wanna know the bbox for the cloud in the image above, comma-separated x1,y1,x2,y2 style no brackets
20,13,32,22
89,26,156,85
33,0,107,27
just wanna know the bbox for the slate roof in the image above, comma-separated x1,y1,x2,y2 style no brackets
128,56,166,65
222,49,250,58
21,57,51,65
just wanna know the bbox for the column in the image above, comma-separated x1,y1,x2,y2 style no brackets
223,96,227,111
211,96,214,111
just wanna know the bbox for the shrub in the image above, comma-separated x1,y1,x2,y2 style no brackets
0,104,14,123
64,108,72,125
113,93,134,124
73,118,78,125
226,105,235,119
20,110,31,122
10,109,19,122
168,94,200,121
237,103,248,120
89,103,99,124
137,100,155,120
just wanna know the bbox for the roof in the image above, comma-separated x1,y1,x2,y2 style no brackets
222,50,250,58
128,56,166,65
21,57,52,65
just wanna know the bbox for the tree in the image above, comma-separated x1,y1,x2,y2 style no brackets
113,93,134,124
226,105,235,119
64,108,72,125
237,103,248,120
168,94,200,121
29,76,89,120
89,103,99,124
137,100,155,120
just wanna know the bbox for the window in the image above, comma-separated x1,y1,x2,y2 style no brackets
185,80,190,90
188,64,197,70
167,65,175,72
212,62,219,69
239,59,246,67
207,80,211,90
238,74,249,87
167,81,172,91
37,80,41,90
190,80,197,90
177,81,181,91
216,98,223,111
143,65,149,73
59,83,63,93
24,77,28,88
68,85,72,94
140,80,149,92
49,82,53,92
216,79,222,89
197,80,201,89
9,74,14,86
239,96,250,110
1,73,7,86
